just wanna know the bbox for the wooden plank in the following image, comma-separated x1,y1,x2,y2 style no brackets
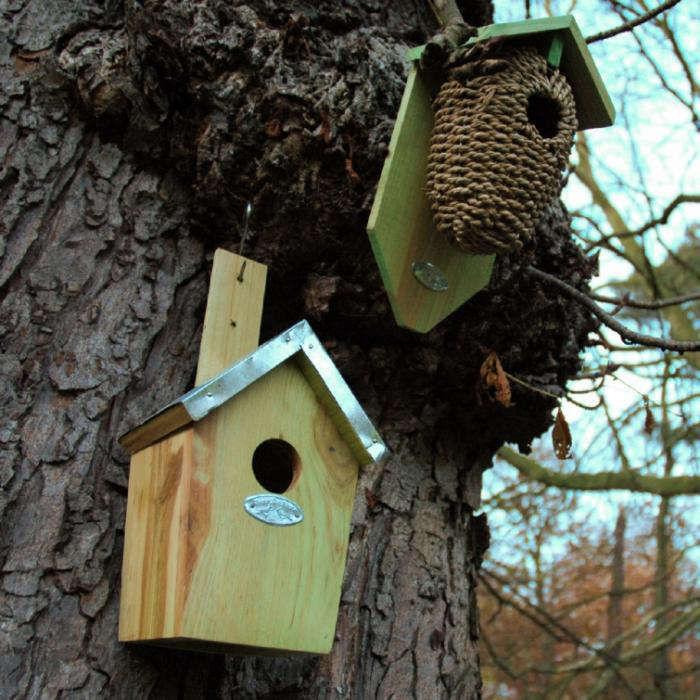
120,362,360,654
121,249,268,643
196,249,267,383
118,249,267,454
547,33,564,68
474,13,574,41
183,363,359,653
557,15,616,129
118,403,191,455
367,65,495,334
119,428,195,641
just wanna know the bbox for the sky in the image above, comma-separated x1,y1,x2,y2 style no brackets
490,1,698,421
483,0,699,566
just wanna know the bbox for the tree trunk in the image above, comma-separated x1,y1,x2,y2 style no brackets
605,506,626,696
653,359,677,699
0,1,597,697
653,498,673,698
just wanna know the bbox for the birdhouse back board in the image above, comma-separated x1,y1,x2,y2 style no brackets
195,250,268,385
367,61,495,334
119,361,360,654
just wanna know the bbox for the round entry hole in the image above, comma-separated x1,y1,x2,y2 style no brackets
527,93,561,139
252,439,300,493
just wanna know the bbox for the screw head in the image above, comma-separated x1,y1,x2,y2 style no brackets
412,261,449,292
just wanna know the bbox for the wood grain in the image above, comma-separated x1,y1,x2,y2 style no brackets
183,362,359,653
120,363,359,654
120,247,358,653
196,249,267,383
119,429,196,641
118,403,191,455
119,249,267,454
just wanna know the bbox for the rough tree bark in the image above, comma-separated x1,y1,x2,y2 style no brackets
0,1,597,697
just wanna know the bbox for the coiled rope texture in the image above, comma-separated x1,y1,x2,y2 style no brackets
425,45,577,255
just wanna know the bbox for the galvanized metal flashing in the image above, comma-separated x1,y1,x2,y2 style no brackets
118,320,387,465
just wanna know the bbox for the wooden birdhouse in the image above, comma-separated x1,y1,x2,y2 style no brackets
118,250,386,655
368,14,615,333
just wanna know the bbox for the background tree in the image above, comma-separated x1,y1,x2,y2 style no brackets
480,1,698,696
0,0,608,697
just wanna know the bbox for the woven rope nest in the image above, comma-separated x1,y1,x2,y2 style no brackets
425,44,578,255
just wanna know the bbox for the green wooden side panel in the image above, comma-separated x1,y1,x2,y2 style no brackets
407,15,615,130
547,33,564,68
367,66,494,334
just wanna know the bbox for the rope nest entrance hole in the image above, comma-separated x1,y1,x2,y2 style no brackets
425,45,578,255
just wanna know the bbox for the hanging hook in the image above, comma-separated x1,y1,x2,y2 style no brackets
237,201,252,282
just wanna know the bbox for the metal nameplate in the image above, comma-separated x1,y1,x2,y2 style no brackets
412,261,449,292
243,494,304,526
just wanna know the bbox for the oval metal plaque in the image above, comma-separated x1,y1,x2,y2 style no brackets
412,260,449,292
244,494,304,526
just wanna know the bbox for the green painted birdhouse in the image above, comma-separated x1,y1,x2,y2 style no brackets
367,14,615,333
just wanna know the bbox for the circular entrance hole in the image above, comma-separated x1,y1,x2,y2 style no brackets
251,439,300,493
527,93,561,139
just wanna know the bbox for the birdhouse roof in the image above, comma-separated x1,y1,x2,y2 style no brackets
407,14,615,130
119,320,387,465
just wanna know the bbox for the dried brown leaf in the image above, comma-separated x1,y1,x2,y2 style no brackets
644,399,655,435
479,352,512,407
265,118,281,139
345,157,360,184
552,407,572,459
318,111,332,144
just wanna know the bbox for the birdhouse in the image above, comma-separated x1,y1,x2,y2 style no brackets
368,14,615,333
118,251,386,655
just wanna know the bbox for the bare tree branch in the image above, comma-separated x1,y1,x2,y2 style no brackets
557,600,700,673
525,266,700,352
498,445,700,496
588,194,700,251
480,626,522,681
576,363,620,379
426,0,464,27
573,135,700,367
504,371,563,399
480,569,639,695
590,289,700,309
586,0,683,44
625,25,699,125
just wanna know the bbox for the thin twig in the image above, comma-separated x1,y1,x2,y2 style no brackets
566,394,602,411
576,364,620,380
589,290,700,310
525,266,700,352
587,194,700,252
503,371,562,400
608,372,684,418
567,379,606,394
585,0,683,44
